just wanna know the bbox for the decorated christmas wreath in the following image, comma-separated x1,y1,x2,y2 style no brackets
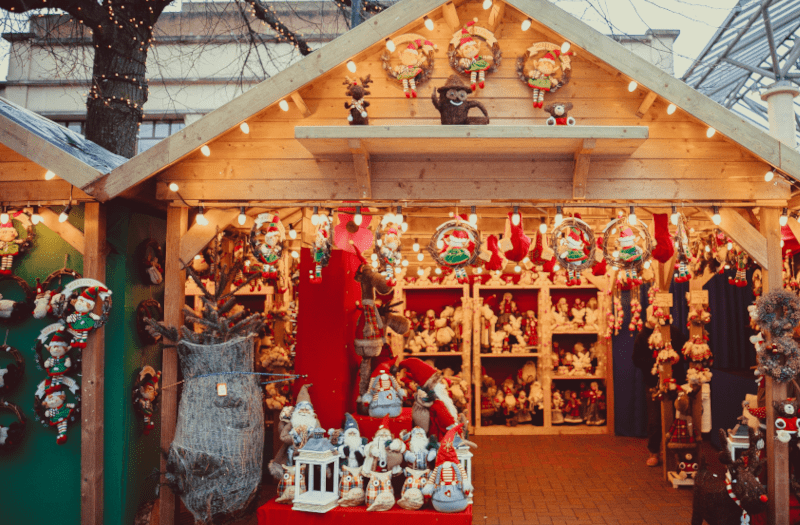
751,290,800,382
0,274,35,324
33,268,83,319
135,238,165,285
381,33,437,98
0,344,24,396
447,19,502,90
136,299,164,345
427,218,482,284
550,217,595,286
516,42,573,108
0,399,26,450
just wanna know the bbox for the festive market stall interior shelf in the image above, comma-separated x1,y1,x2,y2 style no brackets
5,0,800,524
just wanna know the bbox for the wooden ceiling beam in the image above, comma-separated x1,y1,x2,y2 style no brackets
290,92,313,118
705,207,769,270
636,91,658,118
350,139,372,199
572,138,595,200
442,2,460,32
487,1,506,33
180,208,239,262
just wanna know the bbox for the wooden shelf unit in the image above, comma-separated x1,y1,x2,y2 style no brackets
472,279,613,435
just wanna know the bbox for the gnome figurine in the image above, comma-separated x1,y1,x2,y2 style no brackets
41,382,76,444
65,286,111,350
43,332,72,378
422,424,472,512
338,412,367,468
361,359,405,418
398,358,458,441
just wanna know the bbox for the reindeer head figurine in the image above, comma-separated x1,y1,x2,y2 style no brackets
344,74,374,125
718,427,768,517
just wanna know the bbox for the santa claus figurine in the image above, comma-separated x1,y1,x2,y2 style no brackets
361,359,405,418
66,286,111,350
439,228,476,283
422,423,472,513
399,358,459,441
337,413,367,468
269,384,321,479
361,414,407,477
402,426,437,470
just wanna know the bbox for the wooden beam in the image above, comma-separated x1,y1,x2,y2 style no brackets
160,206,189,525
636,91,658,118
572,138,595,200
787,215,800,248
759,207,789,525
39,207,84,254
290,92,313,118
80,202,107,525
350,139,372,199
0,180,93,203
442,1,460,32
705,208,769,270
487,1,506,33
179,208,239,263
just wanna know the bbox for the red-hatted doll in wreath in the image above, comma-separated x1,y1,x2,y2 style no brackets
43,331,72,378
560,227,590,286
582,381,606,426
399,357,459,441
66,286,111,350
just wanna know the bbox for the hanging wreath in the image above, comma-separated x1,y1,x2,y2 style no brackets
135,238,165,285
427,218,481,284
602,217,653,285
33,268,83,319
49,278,112,325
448,19,501,91
0,274,35,324
34,323,80,377
34,375,80,444
0,399,26,450
751,290,800,382
249,212,285,280
516,42,573,108
136,299,164,345
551,217,595,286
0,345,24,396
309,214,333,284
381,33,437,98
0,210,35,277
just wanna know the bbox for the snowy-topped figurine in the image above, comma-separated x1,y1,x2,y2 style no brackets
382,35,437,98
552,217,595,286
517,42,573,109
249,213,285,280
133,365,161,435
448,19,500,92
428,218,481,284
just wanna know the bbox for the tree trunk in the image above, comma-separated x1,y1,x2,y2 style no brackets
85,23,151,159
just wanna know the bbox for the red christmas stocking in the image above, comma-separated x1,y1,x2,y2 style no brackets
484,235,505,271
503,212,532,262
651,213,675,263
592,237,607,276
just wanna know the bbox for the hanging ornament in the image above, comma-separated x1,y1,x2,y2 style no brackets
501,211,531,262
33,268,83,319
50,279,113,351
0,400,26,450
602,216,653,286
428,218,482,284
0,210,34,276
448,19,501,92
34,375,80,445
672,212,692,283
382,34,437,98
516,42,573,109
135,238,165,285
375,215,403,286
0,344,24,396
629,298,643,332
136,299,164,345
34,324,79,378
249,213,285,281
0,274,35,323
133,365,162,435
551,217,595,286
310,214,333,284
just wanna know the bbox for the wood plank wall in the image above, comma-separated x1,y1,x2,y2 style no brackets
0,144,93,202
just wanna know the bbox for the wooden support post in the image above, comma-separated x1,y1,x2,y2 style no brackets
160,206,189,525
80,202,107,525
290,92,313,118
760,206,789,525
442,2,460,32
636,91,658,118
654,254,676,481
350,139,372,199
487,1,505,33
572,139,595,200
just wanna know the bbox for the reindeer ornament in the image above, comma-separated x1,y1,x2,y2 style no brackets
344,75,373,125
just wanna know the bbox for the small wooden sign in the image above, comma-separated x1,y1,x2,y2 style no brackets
217,383,228,396
654,293,673,308
690,290,709,305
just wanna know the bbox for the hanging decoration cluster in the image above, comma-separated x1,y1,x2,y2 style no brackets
749,290,800,383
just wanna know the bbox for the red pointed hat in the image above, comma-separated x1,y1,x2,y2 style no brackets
80,286,109,303
436,423,463,466
49,332,70,347
352,245,369,266
44,380,65,396
371,359,395,379
399,357,437,386
378,414,391,433
748,406,767,419
372,343,396,372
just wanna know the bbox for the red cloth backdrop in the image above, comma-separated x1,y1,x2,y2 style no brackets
257,499,472,525
294,248,361,430
353,408,413,440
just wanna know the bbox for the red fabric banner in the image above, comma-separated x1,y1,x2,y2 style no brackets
257,498,472,525
353,408,413,440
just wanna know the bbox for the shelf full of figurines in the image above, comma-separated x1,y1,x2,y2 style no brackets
552,380,607,426
550,340,606,378
403,304,466,355
477,291,538,355
479,360,544,426
544,294,602,334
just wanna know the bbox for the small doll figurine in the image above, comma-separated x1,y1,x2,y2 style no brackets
551,388,565,425
552,297,571,330
378,225,402,286
394,39,434,98
523,309,538,346
66,286,111,350
544,102,575,126
559,227,589,286
570,342,592,375
133,365,162,435
584,298,600,331
618,227,644,284
582,381,606,426
344,75,373,125
41,382,76,444
498,292,518,324
457,21,492,91
515,390,532,424
571,298,586,329
563,391,583,424
527,48,572,108
43,332,72,378
0,221,20,275
310,214,332,284
666,390,695,445
253,214,283,279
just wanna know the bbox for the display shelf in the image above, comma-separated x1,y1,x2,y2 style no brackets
474,424,608,436
481,352,541,358
552,375,606,380
552,329,603,335
404,352,463,357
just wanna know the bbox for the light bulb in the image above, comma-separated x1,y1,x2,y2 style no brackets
476,267,483,274
377,239,382,247
553,264,561,272
311,206,319,226
628,81,638,92
371,253,378,261
1,213,9,224
402,260,409,267
781,240,785,248
279,100,289,111
539,221,547,234
354,206,362,226
291,250,299,259
401,222,408,232
395,206,403,225
705,245,711,253
554,206,563,227
436,239,444,250
628,207,637,226
670,206,678,226
435,267,442,275
612,251,619,258
725,264,731,270
347,61,357,73
238,207,246,226
412,242,420,252
521,18,532,31
372,260,379,268
644,260,651,269
512,206,520,226
726,242,733,250
194,255,203,261
169,182,179,192
44,170,56,180
59,205,72,223
196,208,207,226
514,265,521,273
385,38,396,52
240,122,250,134
482,0,492,9
289,228,297,240
561,42,571,54
417,253,424,262
706,127,716,138
780,208,789,226
765,170,775,182
667,104,676,115
31,209,42,225
417,269,424,276
712,206,721,225
469,206,477,225
200,145,211,156
424,17,434,31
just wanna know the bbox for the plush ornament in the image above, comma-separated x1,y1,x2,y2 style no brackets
0,212,33,275
434,317,456,352
517,42,573,108
422,424,471,513
592,237,607,276
582,381,606,426
650,213,674,263
361,360,405,418
522,310,538,346
572,298,587,330
449,20,499,91
399,358,458,441
543,102,575,125
365,470,395,511
35,378,79,444
276,464,306,504
58,281,112,350
502,211,532,262
666,391,696,445
0,344,24,396
772,398,799,444
483,235,505,272
628,298,643,332
309,213,332,284
397,467,431,510
376,220,403,286
676,452,699,480
32,268,82,320
431,75,490,125
132,366,161,435
362,415,407,477
673,212,693,283
0,399,26,449
563,391,583,424
385,37,437,98
682,336,712,363
264,383,288,410
344,75,373,125
337,465,366,507
729,250,749,288
428,218,482,282
553,218,595,286
135,238,165,285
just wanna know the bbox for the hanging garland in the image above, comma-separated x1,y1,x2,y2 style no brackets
427,218,482,284
550,217,595,286
751,290,800,382
33,268,83,319
0,345,24,396
0,275,35,324
0,399,26,450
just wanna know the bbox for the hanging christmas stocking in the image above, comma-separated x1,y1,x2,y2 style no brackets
650,213,675,263
484,235,505,272
502,212,532,262
592,237,607,276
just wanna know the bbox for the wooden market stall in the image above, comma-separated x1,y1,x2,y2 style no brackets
84,0,800,523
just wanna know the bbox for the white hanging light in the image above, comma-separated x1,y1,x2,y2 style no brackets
239,122,250,134
200,145,211,156
512,206,521,226
726,241,733,251
289,225,297,239
476,267,483,274
385,38,396,52
402,259,409,267
780,208,789,227
628,206,637,226
412,240,420,252
196,206,208,226
371,253,378,261
539,219,547,234
311,206,320,226
706,127,716,138
346,61,357,73
670,205,679,226
44,170,56,180
711,206,721,225
435,267,442,275
628,81,638,92
521,18,532,31
666,104,677,115
561,42,571,54
417,253,424,262
482,0,492,9
514,265,521,273
31,207,43,225
169,182,179,192
417,269,424,276
424,17,434,31
354,206,363,226
237,206,247,226
469,206,478,226
554,206,563,228
279,100,290,111
765,170,775,182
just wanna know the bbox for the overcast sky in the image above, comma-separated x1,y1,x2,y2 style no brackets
0,0,740,81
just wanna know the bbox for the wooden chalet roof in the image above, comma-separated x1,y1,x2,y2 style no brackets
0,96,125,203
82,0,800,204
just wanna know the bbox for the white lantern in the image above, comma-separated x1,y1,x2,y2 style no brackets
457,445,474,503
293,428,340,513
